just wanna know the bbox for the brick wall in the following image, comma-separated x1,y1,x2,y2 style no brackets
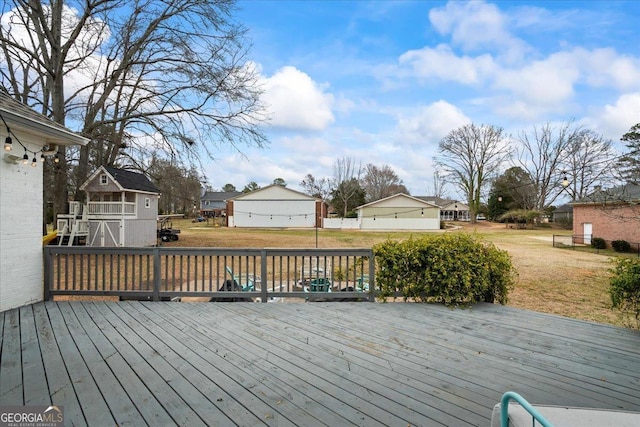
573,204,640,245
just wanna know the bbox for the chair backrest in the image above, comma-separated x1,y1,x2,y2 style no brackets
225,265,235,279
310,278,331,292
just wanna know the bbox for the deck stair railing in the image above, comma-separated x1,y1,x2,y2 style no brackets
499,392,553,427
44,246,375,302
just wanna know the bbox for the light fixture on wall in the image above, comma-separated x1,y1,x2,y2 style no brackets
1,109,61,167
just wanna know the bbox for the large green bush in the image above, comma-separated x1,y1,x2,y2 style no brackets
373,234,516,306
591,237,606,249
609,258,640,328
611,240,631,253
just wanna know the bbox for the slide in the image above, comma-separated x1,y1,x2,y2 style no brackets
43,230,58,245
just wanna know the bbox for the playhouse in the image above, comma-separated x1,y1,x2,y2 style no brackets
57,165,161,247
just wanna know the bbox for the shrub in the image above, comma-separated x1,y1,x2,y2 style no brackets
609,258,640,328
373,234,516,306
612,240,631,253
591,237,606,249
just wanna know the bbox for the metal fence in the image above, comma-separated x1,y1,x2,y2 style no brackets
44,246,376,302
552,234,640,257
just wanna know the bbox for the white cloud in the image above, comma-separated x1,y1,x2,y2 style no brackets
428,0,531,61
396,100,471,145
578,48,640,91
493,53,579,105
262,66,335,131
594,93,640,140
398,45,496,84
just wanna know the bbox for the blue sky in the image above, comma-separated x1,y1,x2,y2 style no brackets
204,0,640,197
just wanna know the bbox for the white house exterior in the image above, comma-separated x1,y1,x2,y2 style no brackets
418,197,471,221
227,185,322,228
356,194,440,230
0,93,88,312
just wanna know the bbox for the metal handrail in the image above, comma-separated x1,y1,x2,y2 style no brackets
500,391,553,427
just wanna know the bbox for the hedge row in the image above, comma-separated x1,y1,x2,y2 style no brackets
373,234,516,306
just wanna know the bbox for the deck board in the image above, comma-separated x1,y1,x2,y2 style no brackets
0,308,22,405
1,301,639,426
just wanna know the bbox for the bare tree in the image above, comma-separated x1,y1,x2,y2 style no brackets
1,0,266,220
562,129,617,200
361,163,408,202
436,124,510,223
514,121,583,209
332,157,362,217
148,158,203,215
425,169,447,198
300,173,332,200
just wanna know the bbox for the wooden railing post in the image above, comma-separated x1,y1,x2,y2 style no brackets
368,250,375,302
261,249,268,303
153,247,161,301
43,247,52,301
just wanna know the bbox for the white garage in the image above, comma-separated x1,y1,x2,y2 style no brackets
357,193,440,230
227,185,323,228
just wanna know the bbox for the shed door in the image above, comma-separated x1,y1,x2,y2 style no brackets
583,223,592,245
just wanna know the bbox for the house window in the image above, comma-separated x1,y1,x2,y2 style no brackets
100,174,108,185
145,197,150,208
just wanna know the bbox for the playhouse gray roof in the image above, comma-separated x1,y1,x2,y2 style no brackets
104,166,160,194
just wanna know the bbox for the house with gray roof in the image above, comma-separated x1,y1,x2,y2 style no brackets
571,183,640,246
200,190,242,223
57,165,161,247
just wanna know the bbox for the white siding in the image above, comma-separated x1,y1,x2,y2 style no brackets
233,200,316,227
124,219,157,246
0,136,44,312
360,217,440,230
323,218,360,229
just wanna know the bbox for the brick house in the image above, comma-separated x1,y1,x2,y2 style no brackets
571,183,640,247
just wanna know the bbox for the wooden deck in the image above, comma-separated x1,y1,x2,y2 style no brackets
1,301,639,426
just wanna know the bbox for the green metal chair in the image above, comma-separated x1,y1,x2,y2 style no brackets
225,265,259,292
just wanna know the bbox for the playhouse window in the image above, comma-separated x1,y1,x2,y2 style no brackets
100,174,108,185
145,197,151,208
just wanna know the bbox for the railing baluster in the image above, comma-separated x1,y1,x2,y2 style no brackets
43,247,375,301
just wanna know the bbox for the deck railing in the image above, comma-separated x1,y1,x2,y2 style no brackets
87,201,136,215
43,246,376,302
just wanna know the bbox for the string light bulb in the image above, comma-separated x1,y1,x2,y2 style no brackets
54,153,60,163
31,155,37,167
22,151,29,165
40,153,45,162
4,136,11,151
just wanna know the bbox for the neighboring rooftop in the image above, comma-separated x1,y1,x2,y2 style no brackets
573,183,640,204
